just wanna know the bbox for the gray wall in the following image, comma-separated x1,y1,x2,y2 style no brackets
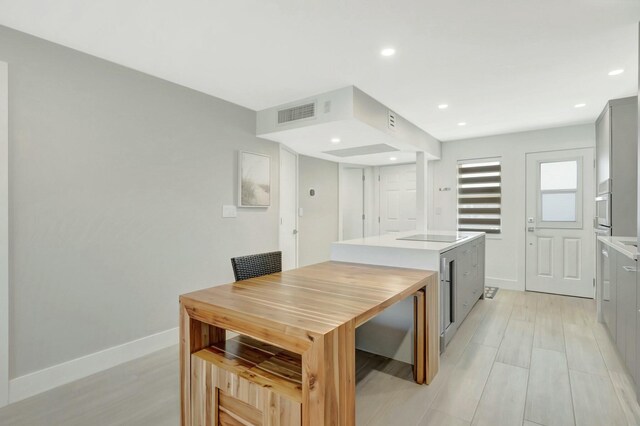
0,26,280,378
428,124,595,291
298,155,338,267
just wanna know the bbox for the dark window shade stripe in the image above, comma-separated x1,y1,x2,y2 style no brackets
457,165,501,174
458,208,501,214
458,176,502,184
458,227,501,234
458,187,501,195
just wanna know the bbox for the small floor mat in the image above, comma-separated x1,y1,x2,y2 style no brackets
484,286,499,299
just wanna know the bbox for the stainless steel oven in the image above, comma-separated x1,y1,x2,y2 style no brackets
595,193,611,228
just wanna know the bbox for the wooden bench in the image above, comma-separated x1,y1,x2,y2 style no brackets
190,335,302,426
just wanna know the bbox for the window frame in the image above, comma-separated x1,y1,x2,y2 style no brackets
456,157,502,236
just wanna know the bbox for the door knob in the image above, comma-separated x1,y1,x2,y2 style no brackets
292,229,298,235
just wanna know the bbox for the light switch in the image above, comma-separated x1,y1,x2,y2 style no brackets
222,205,237,218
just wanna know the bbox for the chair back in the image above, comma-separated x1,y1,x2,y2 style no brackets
230,251,282,281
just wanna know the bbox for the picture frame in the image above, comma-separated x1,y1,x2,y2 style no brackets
238,151,271,207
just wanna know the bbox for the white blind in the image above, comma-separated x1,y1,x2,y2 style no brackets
457,159,502,234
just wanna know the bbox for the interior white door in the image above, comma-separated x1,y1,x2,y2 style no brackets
379,164,417,234
342,168,364,240
525,148,594,297
279,147,298,271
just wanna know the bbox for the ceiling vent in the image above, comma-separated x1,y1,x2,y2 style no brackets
277,102,316,124
388,110,396,130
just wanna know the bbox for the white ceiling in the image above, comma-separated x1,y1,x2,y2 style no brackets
0,0,638,141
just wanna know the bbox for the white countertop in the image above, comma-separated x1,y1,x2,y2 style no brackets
598,236,638,260
333,230,485,254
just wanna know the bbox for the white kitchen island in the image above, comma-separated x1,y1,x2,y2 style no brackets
331,230,485,363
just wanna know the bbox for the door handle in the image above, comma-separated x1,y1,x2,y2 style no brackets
292,229,298,235
527,227,535,232
602,250,608,257
622,266,637,273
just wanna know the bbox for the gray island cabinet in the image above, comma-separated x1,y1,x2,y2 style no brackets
331,230,486,361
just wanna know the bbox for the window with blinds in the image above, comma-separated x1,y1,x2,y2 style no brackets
457,159,502,234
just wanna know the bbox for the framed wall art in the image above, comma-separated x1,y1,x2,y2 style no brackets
238,151,271,207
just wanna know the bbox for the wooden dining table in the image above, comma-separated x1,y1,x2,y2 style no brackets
179,261,439,426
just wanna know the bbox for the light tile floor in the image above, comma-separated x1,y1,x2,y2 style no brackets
0,289,638,425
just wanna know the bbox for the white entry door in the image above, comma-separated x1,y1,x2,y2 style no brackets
341,167,364,240
279,147,298,270
525,148,594,297
379,164,417,234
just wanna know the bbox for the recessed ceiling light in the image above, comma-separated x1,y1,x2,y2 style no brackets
330,137,341,144
389,156,398,161
608,69,624,76
457,122,467,126
380,47,396,57
574,103,586,108
438,104,449,110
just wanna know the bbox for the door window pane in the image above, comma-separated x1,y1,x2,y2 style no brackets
541,192,576,222
540,161,577,190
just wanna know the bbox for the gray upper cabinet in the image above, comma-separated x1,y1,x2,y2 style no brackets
596,97,638,236
596,105,611,193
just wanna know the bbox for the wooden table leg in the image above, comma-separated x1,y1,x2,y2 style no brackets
302,319,356,425
180,302,226,426
413,289,426,384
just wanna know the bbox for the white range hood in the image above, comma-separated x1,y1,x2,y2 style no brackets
256,86,441,165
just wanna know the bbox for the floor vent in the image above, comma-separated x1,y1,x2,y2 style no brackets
277,102,315,124
484,286,499,299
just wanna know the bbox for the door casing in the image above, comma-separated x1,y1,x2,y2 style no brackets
278,146,298,270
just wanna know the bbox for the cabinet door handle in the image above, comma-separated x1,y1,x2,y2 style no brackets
622,266,637,272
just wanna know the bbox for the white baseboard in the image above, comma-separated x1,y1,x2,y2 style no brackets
485,277,523,291
9,327,178,404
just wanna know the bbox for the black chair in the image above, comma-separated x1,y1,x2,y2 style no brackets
230,251,282,281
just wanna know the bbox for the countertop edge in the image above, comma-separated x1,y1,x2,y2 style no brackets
332,231,485,253
597,236,638,260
